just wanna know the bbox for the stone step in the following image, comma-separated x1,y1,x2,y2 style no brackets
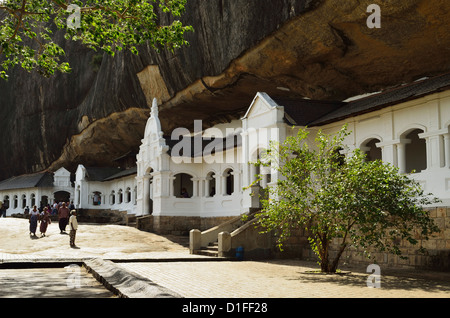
126,214,137,227
195,244,219,257
195,249,219,257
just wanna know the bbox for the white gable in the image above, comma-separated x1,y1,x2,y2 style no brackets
54,167,71,187
242,92,280,119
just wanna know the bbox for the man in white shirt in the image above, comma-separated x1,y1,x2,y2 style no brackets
68,210,79,248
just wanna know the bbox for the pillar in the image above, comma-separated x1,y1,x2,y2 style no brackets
232,171,240,195
218,231,231,257
444,133,450,168
396,139,410,174
192,177,199,197
143,175,150,215
190,229,202,254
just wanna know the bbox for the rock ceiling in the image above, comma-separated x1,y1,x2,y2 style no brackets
0,0,449,180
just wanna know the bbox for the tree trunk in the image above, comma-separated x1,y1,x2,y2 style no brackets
330,243,348,273
318,236,331,272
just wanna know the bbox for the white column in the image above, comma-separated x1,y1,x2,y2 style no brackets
198,178,205,197
419,131,446,170
143,175,150,215
232,171,240,195
214,174,221,196
221,174,227,196
192,178,199,197
396,139,411,174
169,176,175,197
241,130,250,188
397,142,406,174
444,133,450,168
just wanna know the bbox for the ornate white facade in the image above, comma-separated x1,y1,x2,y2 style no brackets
2,75,450,218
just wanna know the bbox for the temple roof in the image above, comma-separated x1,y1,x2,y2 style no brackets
309,72,450,126
0,171,54,191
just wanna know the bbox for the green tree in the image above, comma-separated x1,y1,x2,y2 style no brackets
0,0,193,78
253,126,440,273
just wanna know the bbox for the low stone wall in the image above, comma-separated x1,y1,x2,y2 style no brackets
136,215,236,236
11,209,129,225
329,207,450,271
278,207,450,271
226,220,274,260
76,209,128,225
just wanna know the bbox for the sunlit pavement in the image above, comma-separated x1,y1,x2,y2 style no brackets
1,218,449,299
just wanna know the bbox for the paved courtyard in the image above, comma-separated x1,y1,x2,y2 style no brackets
1,218,449,299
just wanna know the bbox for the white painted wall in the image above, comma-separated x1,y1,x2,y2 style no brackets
4,89,449,218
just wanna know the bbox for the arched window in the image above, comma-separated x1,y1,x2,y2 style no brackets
21,194,27,209
118,189,123,204
13,195,18,209
405,129,426,173
125,187,131,203
173,173,193,198
206,172,216,197
30,194,36,207
223,169,234,195
361,138,382,162
41,195,48,207
3,195,9,209
110,191,116,205
92,191,102,205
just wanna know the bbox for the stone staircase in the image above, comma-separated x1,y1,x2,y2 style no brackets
126,214,137,228
190,210,262,258
195,241,219,257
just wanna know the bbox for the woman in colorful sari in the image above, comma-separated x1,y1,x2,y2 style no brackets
39,207,51,237
29,206,39,236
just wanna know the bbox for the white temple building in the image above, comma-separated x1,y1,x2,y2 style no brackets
1,73,450,230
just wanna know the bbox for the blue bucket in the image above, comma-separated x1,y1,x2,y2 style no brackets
236,246,244,261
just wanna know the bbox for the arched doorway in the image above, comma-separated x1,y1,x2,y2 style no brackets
404,129,426,173
173,173,193,198
54,191,70,204
40,195,49,207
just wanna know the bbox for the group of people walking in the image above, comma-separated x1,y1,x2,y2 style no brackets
28,202,78,248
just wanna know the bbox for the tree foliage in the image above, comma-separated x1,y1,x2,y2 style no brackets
253,126,441,272
0,0,193,78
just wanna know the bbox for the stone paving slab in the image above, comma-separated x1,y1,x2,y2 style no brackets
1,218,450,300
117,260,450,298
84,258,182,298
0,266,115,298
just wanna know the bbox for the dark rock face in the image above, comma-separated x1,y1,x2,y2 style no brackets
0,0,449,180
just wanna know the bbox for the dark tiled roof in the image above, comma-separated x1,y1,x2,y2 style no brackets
271,97,344,126
102,167,137,181
84,167,123,182
0,171,54,191
310,73,450,126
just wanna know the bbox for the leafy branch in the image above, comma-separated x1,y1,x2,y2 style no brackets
253,126,441,272
0,0,193,79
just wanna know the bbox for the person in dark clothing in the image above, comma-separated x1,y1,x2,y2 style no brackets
58,202,70,234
